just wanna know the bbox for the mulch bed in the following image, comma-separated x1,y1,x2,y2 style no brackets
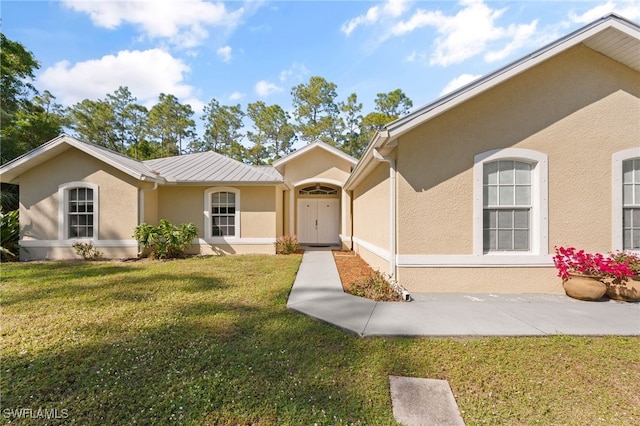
332,250,376,293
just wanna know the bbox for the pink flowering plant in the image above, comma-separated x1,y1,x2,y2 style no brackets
553,246,635,281
608,251,640,278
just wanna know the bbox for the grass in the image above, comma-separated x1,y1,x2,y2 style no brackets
1,255,639,425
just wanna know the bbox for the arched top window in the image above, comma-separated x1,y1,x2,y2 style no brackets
298,185,338,195
58,182,99,240
473,148,548,256
204,187,240,240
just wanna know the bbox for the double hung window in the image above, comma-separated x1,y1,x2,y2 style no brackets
58,182,99,240
473,148,548,257
68,187,95,238
483,160,531,252
211,191,236,237
205,188,240,240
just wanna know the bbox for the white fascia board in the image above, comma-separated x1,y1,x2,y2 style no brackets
0,134,162,184
0,135,69,182
274,140,357,168
344,131,390,190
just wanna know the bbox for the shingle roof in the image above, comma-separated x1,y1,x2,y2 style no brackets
144,151,283,184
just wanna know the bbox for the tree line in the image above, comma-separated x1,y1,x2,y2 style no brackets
1,33,413,167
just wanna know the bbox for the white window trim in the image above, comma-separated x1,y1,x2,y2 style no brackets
473,148,548,257
613,147,640,252
58,182,99,241
204,187,240,243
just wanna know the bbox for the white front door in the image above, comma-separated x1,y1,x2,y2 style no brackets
297,199,339,245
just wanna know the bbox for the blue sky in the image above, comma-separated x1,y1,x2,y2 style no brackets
3,0,639,137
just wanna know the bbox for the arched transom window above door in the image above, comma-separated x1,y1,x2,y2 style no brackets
298,185,338,196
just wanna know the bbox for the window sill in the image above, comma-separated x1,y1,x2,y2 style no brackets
199,237,276,245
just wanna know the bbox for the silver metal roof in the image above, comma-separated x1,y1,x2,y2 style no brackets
144,151,283,184
0,135,284,185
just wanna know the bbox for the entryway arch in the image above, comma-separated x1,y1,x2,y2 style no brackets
293,178,343,246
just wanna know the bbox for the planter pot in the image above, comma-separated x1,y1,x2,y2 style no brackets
604,276,640,302
562,274,607,301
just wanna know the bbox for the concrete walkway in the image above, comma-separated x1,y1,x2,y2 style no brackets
286,247,640,337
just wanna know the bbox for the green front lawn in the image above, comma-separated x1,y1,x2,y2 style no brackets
1,256,639,425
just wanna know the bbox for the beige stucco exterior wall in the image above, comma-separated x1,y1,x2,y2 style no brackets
276,187,284,237
399,267,562,293
389,45,640,293
397,45,640,255
239,186,277,238
351,162,391,272
141,183,159,225
18,148,140,260
157,185,278,255
283,190,291,235
280,148,353,185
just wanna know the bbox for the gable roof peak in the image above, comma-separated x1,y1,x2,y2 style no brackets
0,134,162,184
273,139,357,169
384,12,639,137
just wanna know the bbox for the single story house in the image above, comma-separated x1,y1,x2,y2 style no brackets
1,14,638,294
0,136,356,259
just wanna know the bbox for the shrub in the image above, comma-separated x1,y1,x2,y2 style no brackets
134,220,198,259
275,234,299,255
350,270,401,302
72,241,103,261
0,209,22,261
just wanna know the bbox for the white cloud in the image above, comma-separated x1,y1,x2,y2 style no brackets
229,91,244,101
38,49,194,106
405,50,427,63
255,80,282,97
341,0,409,35
342,5,381,36
184,97,206,114
439,73,482,96
62,0,245,48
217,45,232,63
484,20,538,63
569,0,640,23
388,0,538,67
278,62,309,83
